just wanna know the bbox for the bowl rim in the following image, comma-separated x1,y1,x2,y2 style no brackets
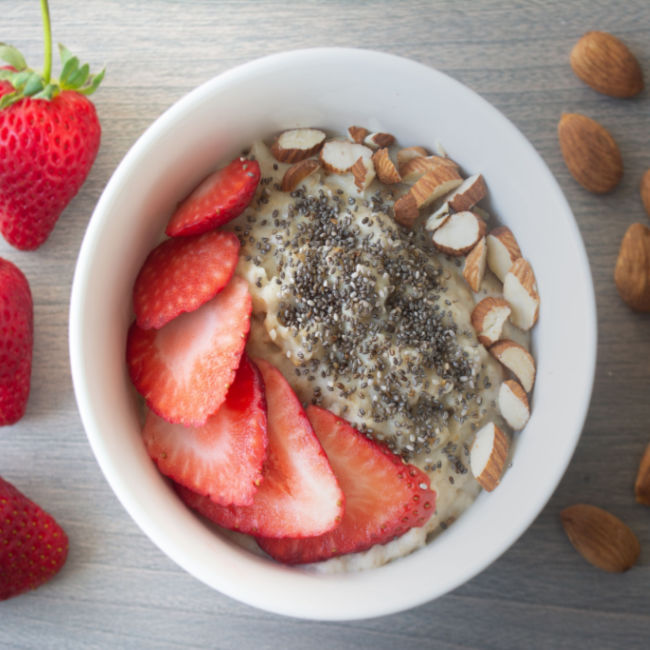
69,46,597,620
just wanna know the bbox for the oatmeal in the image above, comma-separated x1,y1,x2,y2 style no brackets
227,138,525,571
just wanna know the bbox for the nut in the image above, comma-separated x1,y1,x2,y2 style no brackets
560,504,640,572
614,222,650,312
431,211,486,256
490,339,536,393
503,258,540,331
271,128,326,163
469,422,509,492
641,169,650,218
634,443,650,506
280,159,321,192
570,31,644,98
558,113,623,194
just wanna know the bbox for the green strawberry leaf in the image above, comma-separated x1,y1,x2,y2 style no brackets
58,43,74,67
31,83,56,101
0,90,19,110
22,72,45,96
77,67,105,96
59,54,79,86
0,43,27,72
65,62,89,89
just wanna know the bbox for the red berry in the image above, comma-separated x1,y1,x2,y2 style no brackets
165,158,260,237
256,405,437,564
143,354,267,506
177,359,343,538
0,90,101,250
0,476,69,600
127,275,252,426
133,230,240,330
0,258,33,425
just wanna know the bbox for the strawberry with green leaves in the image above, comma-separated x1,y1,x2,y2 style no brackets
0,0,103,250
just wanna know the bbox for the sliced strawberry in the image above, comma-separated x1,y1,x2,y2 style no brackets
133,230,240,330
142,353,267,506
165,158,261,237
127,275,252,426
257,406,436,564
177,359,343,538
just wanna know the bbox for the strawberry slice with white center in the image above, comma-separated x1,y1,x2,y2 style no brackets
133,230,240,330
127,275,252,426
166,158,260,237
142,353,267,506
256,406,437,564
176,359,343,538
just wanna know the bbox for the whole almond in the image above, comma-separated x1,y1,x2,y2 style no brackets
570,31,644,98
641,169,650,218
634,443,650,506
614,222,650,312
560,504,640,572
558,113,623,194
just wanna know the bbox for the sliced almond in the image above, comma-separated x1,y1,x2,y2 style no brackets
471,297,511,347
463,237,487,292
347,125,369,144
447,173,487,212
634,443,650,506
432,211,486,256
503,258,540,330
393,192,419,228
561,504,640,572
470,422,509,492
280,159,321,192
498,379,530,430
396,146,429,167
410,165,463,209
424,202,451,232
486,226,522,282
399,155,460,184
364,131,396,150
350,155,376,192
319,140,374,174
490,339,536,393
371,148,401,184
271,128,326,163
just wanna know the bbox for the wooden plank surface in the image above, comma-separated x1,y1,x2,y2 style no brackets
1,1,649,647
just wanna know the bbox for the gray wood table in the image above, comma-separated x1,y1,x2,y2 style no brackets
1,1,649,648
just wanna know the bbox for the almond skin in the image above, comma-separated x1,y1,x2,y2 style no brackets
560,504,640,572
558,113,623,194
641,169,650,218
614,222,650,312
634,443,650,506
570,31,644,98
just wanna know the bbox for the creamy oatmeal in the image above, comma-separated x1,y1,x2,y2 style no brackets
225,138,528,571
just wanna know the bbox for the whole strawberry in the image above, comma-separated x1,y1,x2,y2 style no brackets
0,476,69,600
0,257,32,425
0,1,103,250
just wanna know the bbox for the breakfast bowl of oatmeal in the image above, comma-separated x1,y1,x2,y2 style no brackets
69,48,596,620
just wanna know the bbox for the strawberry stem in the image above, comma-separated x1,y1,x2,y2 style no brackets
40,0,52,85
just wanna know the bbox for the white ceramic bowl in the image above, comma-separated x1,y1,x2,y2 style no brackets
69,48,596,620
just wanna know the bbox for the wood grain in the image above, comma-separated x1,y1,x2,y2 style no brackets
1,1,649,648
